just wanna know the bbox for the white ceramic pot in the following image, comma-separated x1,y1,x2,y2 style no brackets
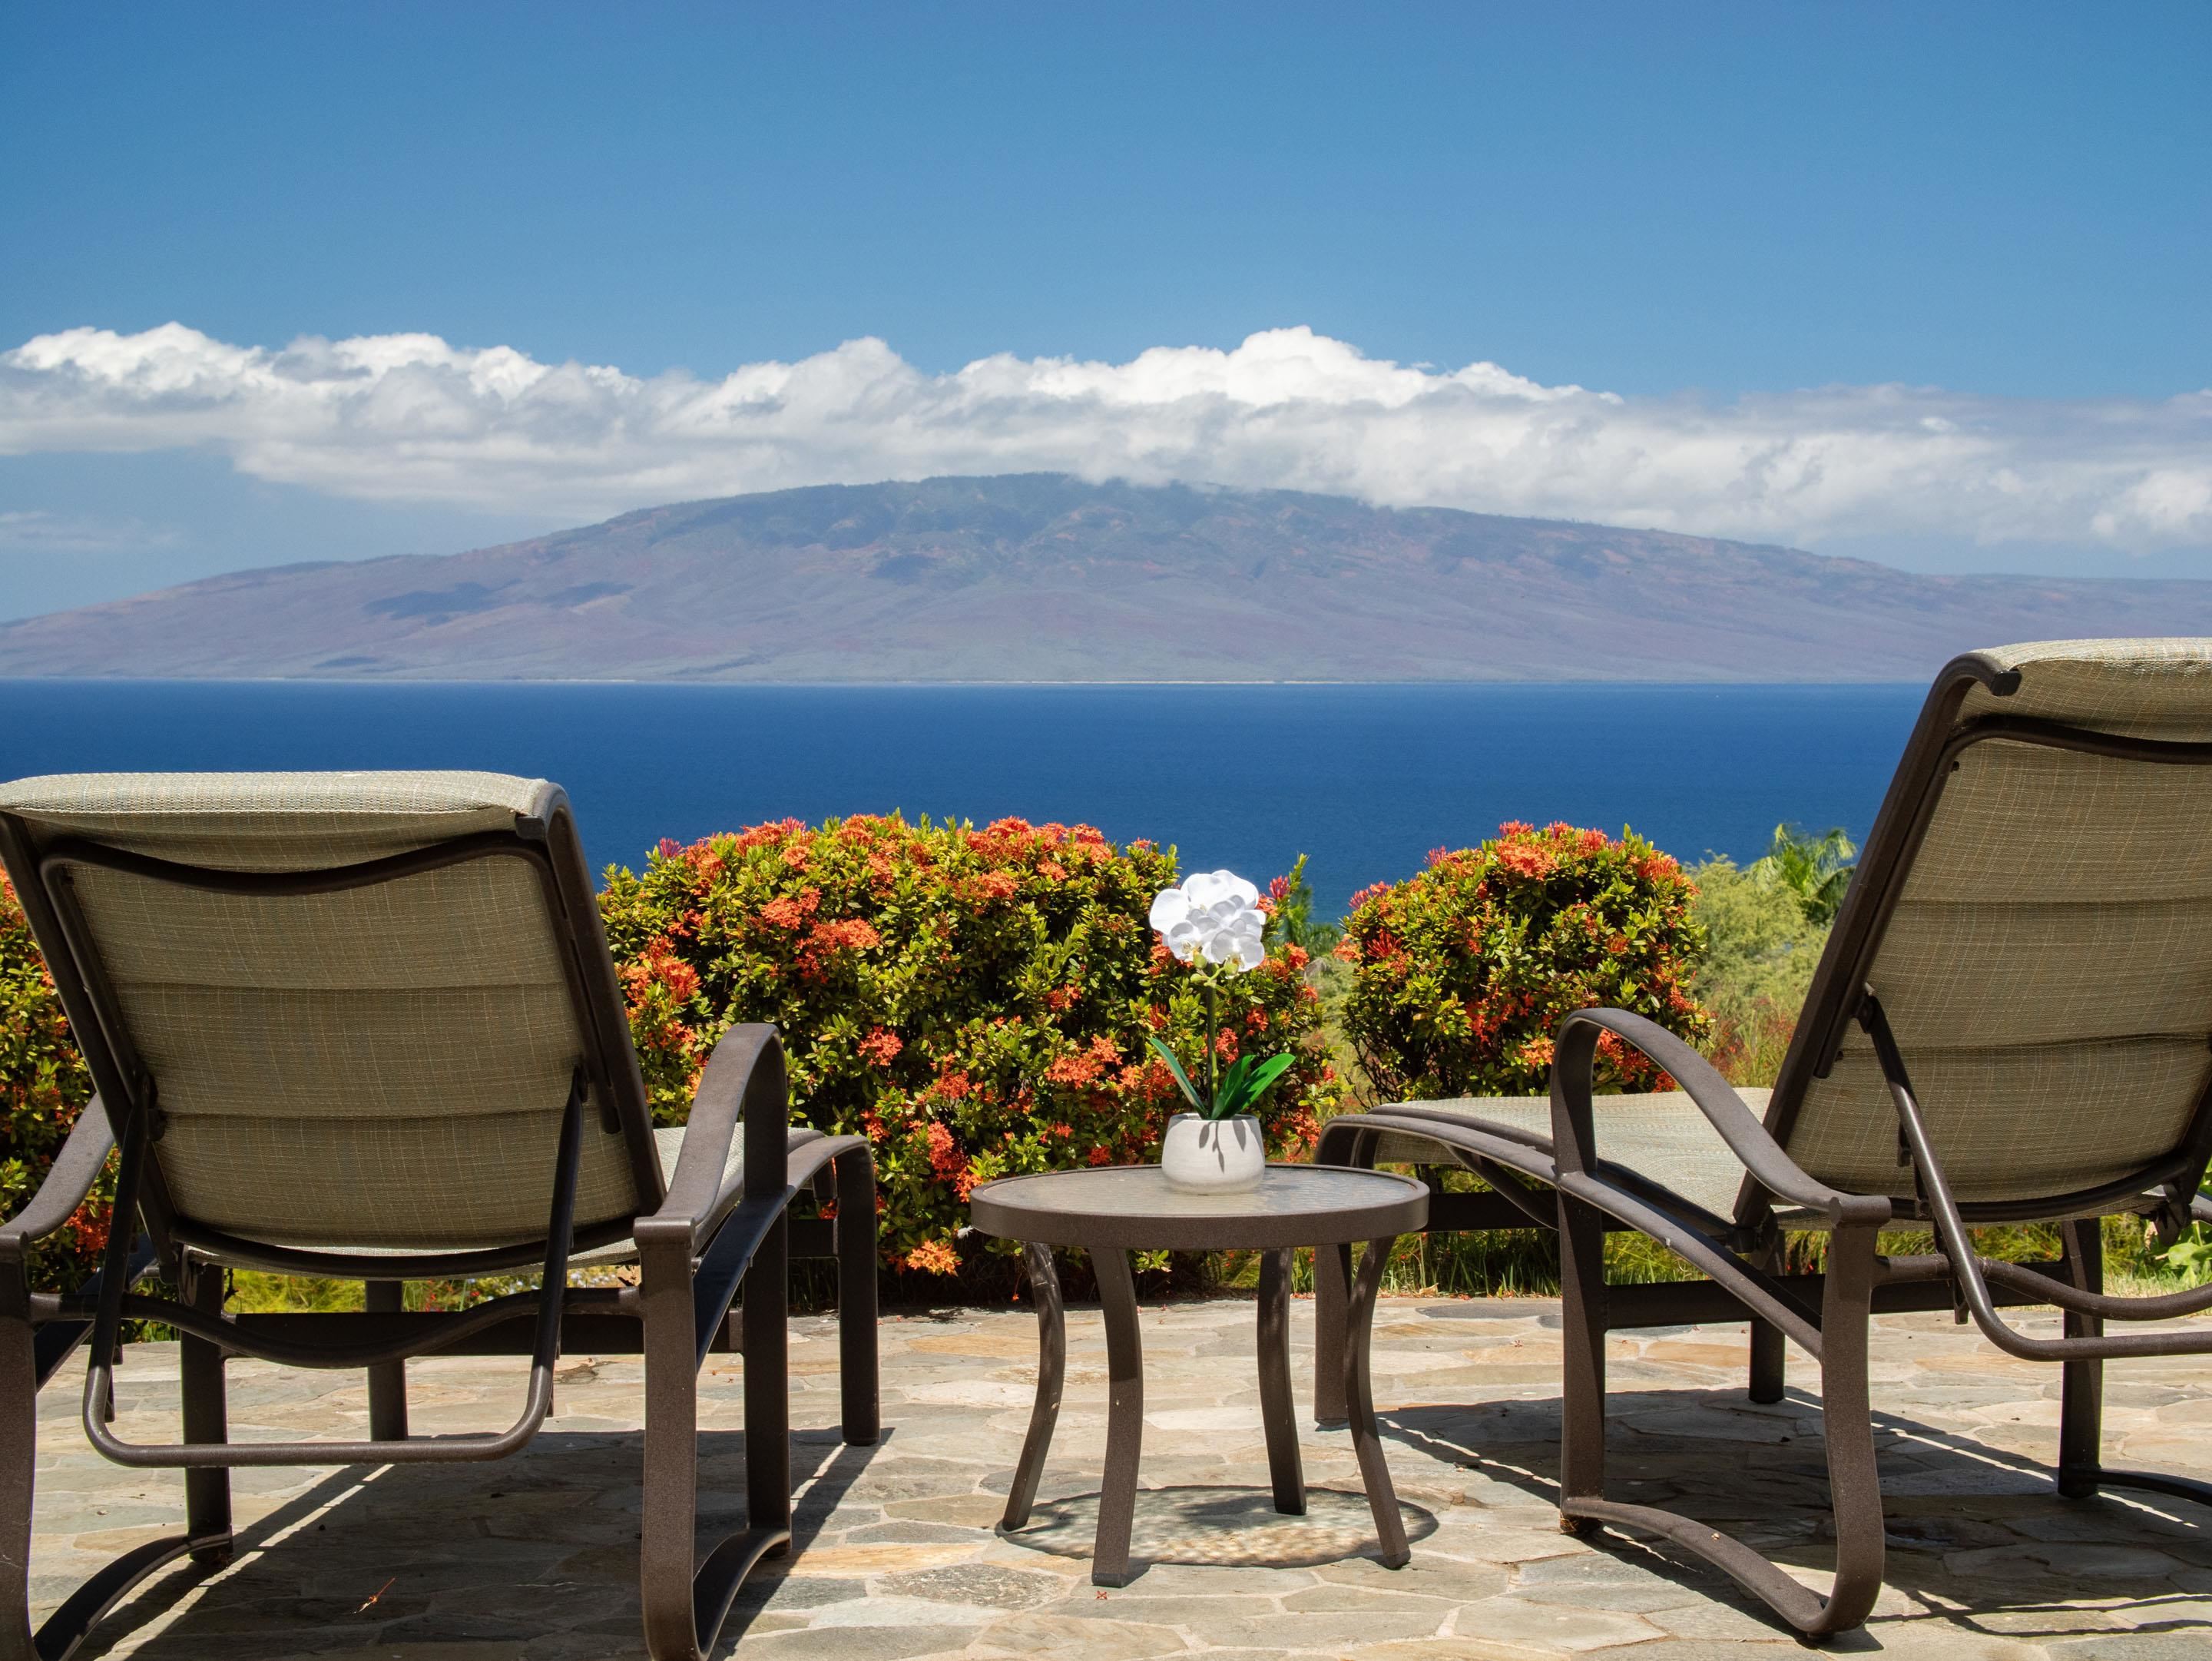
1160,1112,1266,1193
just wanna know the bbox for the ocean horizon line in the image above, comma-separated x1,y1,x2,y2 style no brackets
0,675,1930,691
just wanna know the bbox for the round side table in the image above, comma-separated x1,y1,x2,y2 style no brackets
967,1163,1428,1586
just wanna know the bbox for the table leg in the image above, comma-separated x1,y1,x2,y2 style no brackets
1343,1237,1409,1568
1092,1245,1144,1587
1256,1248,1305,1514
1002,1242,1066,1530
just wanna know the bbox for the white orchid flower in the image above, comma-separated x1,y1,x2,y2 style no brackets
1148,869,1267,971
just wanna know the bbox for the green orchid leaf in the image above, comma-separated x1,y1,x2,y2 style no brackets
1249,1051,1297,1105
1220,1053,1296,1119
1146,1035,1206,1112
1209,1053,1259,1121
1212,1059,1255,1119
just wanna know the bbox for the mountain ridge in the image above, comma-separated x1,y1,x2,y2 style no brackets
4,472,2206,681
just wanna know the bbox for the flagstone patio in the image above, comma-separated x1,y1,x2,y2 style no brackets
30,1295,2212,1659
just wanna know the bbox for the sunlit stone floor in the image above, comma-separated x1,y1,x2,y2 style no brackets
28,1296,2212,1659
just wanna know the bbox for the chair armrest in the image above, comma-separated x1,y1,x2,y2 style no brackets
1551,1010,1891,1228
635,1025,790,1255
0,1095,114,1256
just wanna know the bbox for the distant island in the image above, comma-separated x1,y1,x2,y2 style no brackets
5,472,2207,681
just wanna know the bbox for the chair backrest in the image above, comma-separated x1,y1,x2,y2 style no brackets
0,771,661,1254
1763,641,2212,1217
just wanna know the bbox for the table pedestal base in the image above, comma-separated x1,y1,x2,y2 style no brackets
999,1238,1406,1586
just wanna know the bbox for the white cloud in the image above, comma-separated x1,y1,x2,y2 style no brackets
2,321,2208,552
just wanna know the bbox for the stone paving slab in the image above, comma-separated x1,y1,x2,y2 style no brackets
25,1298,2212,1658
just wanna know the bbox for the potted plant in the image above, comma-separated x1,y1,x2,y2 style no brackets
1147,870,1296,1192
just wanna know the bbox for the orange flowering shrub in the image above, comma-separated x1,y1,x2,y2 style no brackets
1337,822,1712,1100
599,816,1342,1275
0,870,111,1293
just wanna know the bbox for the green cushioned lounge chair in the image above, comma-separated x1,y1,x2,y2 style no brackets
0,772,879,1661
1313,640,2212,1641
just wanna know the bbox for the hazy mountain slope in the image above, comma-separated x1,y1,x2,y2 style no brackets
2,473,2204,681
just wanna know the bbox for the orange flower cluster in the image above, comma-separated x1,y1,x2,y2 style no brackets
1339,820,1712,1101
599,814,1341,1277
1043,1034,1122,1089
903,1238,960,1275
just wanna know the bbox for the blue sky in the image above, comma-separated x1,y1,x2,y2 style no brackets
2,2,2208,617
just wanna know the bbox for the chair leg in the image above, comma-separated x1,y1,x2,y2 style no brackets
1810,1221,1887,1635
1747,1319,1786,1404
365,1281,409,1444
2057,1218,2104,1499
2,1286,37,1661
637,1225,791,1661
640,1231,704,1661
743,1212,792,1541
1556,1213,1887,1641
2042,1215,2212,1510
5,1285,204,1661
833,1146,879,1447
1747,1237,1786,1404
179,1259,233,1564
1556,1192,1608,1529
7,1141,203,1661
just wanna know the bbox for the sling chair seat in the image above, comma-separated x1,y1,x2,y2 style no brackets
255,1123,836,1268
0,770,881,1661
1316,638,2212,1643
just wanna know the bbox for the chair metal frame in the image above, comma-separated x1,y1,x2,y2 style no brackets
0,792,879,1661
1315,651,2212,1640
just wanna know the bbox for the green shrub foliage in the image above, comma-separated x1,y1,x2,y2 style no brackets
1337,822,1712,1100
1687,855,1830,1084
0,870,109,1293
599,816,1343,1275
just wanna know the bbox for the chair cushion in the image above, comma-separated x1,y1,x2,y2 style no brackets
235,1123,806,1271
0,770,659,1250
1794,640,2212,1205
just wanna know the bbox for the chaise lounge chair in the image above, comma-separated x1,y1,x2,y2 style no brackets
1313,639,2212,1640
0,771,879,1661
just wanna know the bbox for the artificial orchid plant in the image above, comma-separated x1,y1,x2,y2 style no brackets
1146,870,1296,1122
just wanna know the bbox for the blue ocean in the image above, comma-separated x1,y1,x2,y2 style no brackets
0,681,1924,916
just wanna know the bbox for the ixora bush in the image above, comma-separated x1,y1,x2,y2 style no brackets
0,870,110,1295
1337,821,1712,1101
599,816,1342,1278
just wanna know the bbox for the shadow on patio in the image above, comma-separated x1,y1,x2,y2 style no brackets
31,1301,2212,1659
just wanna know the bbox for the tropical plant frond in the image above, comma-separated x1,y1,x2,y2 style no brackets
1746,821,1859,926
